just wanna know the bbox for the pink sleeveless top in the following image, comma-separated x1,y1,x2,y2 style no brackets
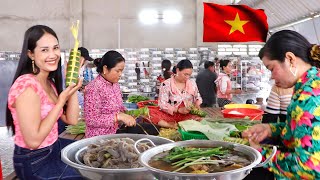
8,74,62,149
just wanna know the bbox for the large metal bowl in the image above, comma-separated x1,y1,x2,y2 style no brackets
61,134,173,180
137,140,276,180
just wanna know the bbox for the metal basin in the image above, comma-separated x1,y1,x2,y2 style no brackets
138,140,276,180
61,134,173,180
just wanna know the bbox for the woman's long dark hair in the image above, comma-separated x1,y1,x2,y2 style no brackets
219,59,230,71
161,59,172,79
259,30,319,67
6,25,63,134
96,50,125,73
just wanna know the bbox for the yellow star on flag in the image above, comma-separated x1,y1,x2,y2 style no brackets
224,13,249,35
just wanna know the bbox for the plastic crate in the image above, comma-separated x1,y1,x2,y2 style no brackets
123,102,138,110
178,128,208,140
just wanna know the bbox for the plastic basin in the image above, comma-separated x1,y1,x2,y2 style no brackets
221,108,264,120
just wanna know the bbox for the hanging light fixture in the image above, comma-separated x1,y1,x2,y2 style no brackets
138,9,159,25
162,10,182,24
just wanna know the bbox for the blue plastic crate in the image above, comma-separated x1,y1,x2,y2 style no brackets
123,102,138,110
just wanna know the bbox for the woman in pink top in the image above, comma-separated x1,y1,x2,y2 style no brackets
6,25,82,179
149,60,202,129
84,51,136,138
215,59,241,107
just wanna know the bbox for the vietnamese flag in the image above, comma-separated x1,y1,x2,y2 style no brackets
203,3,268,42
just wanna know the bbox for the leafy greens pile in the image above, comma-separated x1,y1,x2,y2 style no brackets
162,146,229,172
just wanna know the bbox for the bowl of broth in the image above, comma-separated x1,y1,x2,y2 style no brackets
137,140,276,180
61,134,173,180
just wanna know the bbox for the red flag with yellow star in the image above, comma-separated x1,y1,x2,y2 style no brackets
203,3,268,42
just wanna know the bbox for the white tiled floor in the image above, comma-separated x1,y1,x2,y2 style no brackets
0,127,14,178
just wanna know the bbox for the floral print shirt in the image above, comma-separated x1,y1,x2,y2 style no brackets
84,75,125,138
159,77,202,115
261,66,320,179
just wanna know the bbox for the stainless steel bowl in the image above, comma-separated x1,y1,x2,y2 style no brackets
138,140,276,180
61,134,173,180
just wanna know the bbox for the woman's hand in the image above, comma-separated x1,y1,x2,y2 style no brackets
248,138,261,149
242,124,272,144
158,120,178,129
117,113,136,127
178,107,190,114
235,89,242,94
194,102,201,109
58,78,83,105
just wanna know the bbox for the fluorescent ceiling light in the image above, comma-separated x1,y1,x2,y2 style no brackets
271,17,312,31
139,10,159,25
162,10,182,24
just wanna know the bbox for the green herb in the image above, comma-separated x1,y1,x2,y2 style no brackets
173,157,225,172
146,102,158,106
125,107,149,118
164,146,228,162
127,95,150,103
65,120,86,135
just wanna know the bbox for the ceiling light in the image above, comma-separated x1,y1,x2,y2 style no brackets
270,17,312,31
162,10,182,24
139,10,159,25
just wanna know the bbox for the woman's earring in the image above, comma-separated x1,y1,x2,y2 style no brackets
32,60,36,73
289,65,297,77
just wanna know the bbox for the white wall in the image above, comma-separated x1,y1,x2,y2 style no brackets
0,0,197,51
1,0,319,51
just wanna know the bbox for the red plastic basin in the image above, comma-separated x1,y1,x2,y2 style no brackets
221,108,264,120
136,100,159,109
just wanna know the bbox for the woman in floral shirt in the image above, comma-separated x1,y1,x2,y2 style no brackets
84,51,136,138
243,30,320,179
149,59,202,129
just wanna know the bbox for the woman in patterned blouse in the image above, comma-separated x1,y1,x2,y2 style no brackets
84,51,136,138
242,30,320,179
149,59,202,129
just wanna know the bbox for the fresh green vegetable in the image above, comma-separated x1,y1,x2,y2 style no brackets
173,157,225,172
146,102,157,106
161,146,229,172
163,146,228,162
127,95,150,103
66,120,86,135
223,137,249,145
202,117,260,126
125,107,149,118
229,124,252,138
